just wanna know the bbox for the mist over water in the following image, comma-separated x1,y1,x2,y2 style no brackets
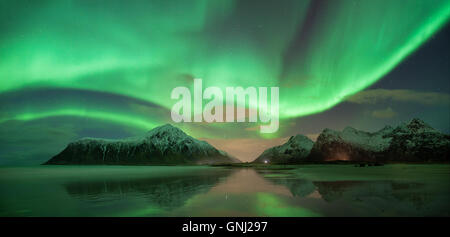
0,165,449,216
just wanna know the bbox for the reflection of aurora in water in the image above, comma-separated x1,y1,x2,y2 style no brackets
1,0,450,137
3,165,446,217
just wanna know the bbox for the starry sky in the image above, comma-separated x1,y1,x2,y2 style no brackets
1,0,450,164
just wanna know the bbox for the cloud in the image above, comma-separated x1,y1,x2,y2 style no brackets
0,121,78,165
346,89,450,105
0,117,141,165
305,133,320,141
371,107,397,119
200,137,289,162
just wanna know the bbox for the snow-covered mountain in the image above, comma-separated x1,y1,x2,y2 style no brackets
253,135,314,164
44,124,240,165
309,125,394,162
254,118,450,163
382,118,450,162
311,118,450,162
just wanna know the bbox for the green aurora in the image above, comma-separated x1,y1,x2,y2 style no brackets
1,0,450,138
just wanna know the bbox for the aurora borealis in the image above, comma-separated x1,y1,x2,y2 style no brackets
1,0,450,164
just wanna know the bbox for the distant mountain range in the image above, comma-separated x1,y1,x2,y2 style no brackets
44,124,240,165
45,118,449,165
254,118,450,164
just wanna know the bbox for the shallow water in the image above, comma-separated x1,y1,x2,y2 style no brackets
0,165,449,216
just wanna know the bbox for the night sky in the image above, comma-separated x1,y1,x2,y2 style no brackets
1,0,449,164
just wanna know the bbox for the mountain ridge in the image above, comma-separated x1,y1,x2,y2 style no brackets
44,124,240,165
254,118,450,163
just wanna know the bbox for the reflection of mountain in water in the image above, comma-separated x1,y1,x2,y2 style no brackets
64,171,232,209
268,178,316,197
258,170,450,215
313,180,433,209
62,167,450,216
